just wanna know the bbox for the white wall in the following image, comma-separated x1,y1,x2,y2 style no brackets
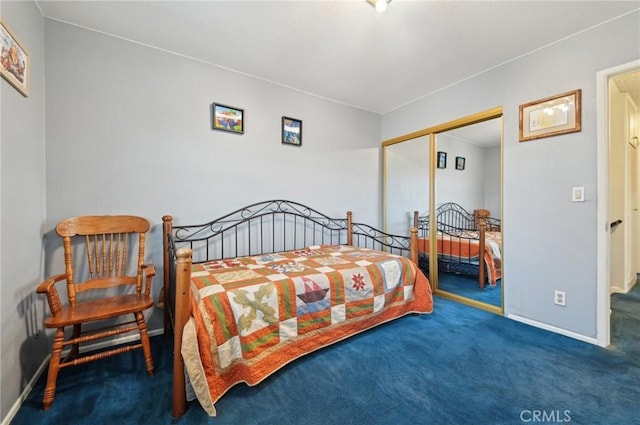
382,10,640,340
0,0,47,420
483,145,501,218
43,20,382,333
436,133,485,212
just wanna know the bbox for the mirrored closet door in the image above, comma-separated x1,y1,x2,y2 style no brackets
383,108,504,314
383,135,430,236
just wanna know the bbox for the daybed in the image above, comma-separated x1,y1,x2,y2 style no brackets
413,202,502,289
162,200,433,417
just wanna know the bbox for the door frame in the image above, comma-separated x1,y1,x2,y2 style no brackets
596,59,640,348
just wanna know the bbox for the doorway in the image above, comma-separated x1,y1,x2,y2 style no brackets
596,60,640,347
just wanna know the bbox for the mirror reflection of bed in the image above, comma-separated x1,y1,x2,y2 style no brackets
414,203,502,308
434,118,502,310
382,110,503,314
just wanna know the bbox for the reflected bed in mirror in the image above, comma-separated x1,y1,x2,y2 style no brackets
413,203,502,307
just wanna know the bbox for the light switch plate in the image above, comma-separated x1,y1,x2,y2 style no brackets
572,186,585,202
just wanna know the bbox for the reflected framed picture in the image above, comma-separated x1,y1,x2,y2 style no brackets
519,89,581,142
282,116,302,146
211,103,244,134
437,151,447,169
456,156,466,170
1,19,30,97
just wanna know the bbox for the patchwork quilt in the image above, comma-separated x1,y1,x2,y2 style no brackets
181,244,433,416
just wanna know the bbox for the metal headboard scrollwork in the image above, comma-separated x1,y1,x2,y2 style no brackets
350,222,412,257
168,200,350,264
415,202,501,236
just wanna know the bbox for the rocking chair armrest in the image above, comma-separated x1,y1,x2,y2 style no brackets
142,264,156,297
142,264,156,278
36,273,67,295
36,273,67,316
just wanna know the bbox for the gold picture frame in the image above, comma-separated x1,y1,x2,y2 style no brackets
1,19,30,97
519,89,581,142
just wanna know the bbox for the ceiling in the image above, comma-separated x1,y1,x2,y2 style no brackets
36,0,640,114
613,69,640,106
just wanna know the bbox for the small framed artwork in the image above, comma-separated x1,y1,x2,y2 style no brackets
282,116,302,146
211,103,244,134
519,89,581,142
1,19,30,97
437,151,447,169
456,156,466,170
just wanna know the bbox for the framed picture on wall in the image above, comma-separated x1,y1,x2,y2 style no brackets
0,19,30,97
455,156,466,170
282,116,302,146
437,151,447,169
211,103,244,134
519,89,581,142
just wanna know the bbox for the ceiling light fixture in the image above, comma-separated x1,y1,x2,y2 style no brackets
368,0,391,13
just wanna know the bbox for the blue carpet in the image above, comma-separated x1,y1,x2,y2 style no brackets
11,284,640,425
438,272,502,307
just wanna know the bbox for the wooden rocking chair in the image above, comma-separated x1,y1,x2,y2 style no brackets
36,215,155,409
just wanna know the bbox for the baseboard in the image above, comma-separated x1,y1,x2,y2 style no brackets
610,276,638,295
69,327,165,355
1,350,51,425
506,313,599,346
1,328,165,425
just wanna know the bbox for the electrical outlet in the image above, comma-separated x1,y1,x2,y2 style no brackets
554,290,566,306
